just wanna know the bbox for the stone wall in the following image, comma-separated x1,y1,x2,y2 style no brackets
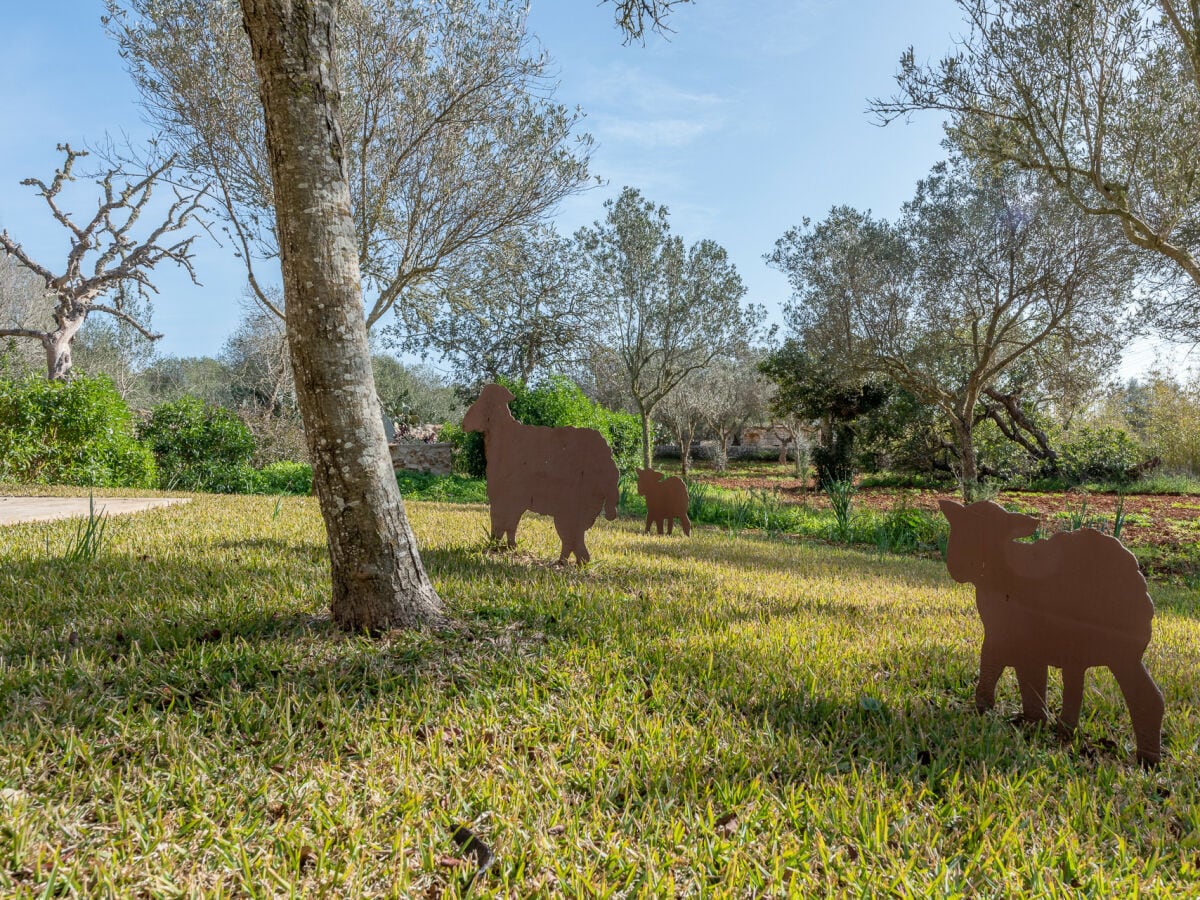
389,441,454,475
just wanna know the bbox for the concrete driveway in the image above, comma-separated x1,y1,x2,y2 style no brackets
0,496,191,525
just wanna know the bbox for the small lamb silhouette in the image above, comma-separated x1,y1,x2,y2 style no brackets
940,499,1164,765
636,468,691,536
463,384,619,564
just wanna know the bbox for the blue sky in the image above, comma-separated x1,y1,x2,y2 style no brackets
0,0,1181,375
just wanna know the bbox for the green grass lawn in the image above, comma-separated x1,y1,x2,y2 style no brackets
2,493,1199,896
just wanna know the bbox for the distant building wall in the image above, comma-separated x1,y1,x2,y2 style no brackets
390,441,453,475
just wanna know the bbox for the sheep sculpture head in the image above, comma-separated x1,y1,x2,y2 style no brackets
939,499,1039,584
462,383,516,434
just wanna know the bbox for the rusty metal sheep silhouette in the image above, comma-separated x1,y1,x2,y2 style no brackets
939,499,1164,765
636,468,691,535
462,383,619,564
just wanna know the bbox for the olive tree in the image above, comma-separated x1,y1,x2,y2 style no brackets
228,0,689,632
654,369,706,476
700,349,768,473
771,158,1133,497
107,0,592,334
576,186,762,469
874,0,1200,341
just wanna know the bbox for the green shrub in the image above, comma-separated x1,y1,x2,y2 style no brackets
256,461,312,495
1056,425,1143,485
440,421,487,478
448,377,642,478
0,374,156,487
139,396,258,493
395,470,489,503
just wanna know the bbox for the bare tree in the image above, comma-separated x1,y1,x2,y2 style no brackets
108,0,591,336
873,0,1200,340
576,187,762,469
0,145,203,380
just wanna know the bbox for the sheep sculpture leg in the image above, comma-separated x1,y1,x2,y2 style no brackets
490,506,521,549
554,518,590,565
1015,664,1050,723
975,640,1005,713
1057,666,1086,739
1111,659,1165,765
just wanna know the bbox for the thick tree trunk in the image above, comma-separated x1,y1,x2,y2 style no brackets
712,431,730,473
639,406,652,470
675,423,696,477
951,416,979,500
240,0,441,631
43,311,86,381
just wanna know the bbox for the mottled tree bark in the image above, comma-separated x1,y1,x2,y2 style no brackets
240,0,441,631
43,309,86,382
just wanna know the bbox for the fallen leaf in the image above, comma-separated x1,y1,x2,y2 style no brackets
450,825,495,882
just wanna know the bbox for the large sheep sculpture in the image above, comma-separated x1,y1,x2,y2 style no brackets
939,499,1164,765
463,383,620,564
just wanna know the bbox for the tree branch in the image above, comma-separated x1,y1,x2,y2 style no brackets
87,303,164,340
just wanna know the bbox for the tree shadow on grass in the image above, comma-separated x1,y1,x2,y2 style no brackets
632,529,952,591
215,537,329,566
0,536,1159,792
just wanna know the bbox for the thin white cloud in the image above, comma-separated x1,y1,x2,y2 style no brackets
596,115,714,149
576,61,728,152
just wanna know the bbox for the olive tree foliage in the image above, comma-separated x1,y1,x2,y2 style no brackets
372,354,462,427
770,158,1134,497
873,0,1200,340
700,349,768,473
757,338,890,483
576,187,762,469
106,0,592,331
0,145,203,381
394,224,587,386
653,368,706,476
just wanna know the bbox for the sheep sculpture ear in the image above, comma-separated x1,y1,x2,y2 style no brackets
938,499,964,520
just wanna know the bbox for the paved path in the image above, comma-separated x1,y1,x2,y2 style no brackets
0,496,191,525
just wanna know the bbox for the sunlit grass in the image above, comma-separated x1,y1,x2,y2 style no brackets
1,493,1199,896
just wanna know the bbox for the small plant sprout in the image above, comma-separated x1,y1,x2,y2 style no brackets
63,493,109,564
